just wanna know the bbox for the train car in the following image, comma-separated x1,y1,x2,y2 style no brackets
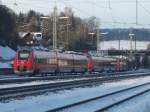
13,49,34,75
13,49,89,75
57,52,87,73
91,55,128,72
13,49,128,76
91,56,117,72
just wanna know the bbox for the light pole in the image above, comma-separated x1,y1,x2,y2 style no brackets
40,17,50,33
40,16,51,48
100,32,108,50
53,5,58,49
59,16,70,50
136,0,138,24
40,6,58,50
129,33,135,54
118,31,121,50
96,24,100,51
135,34,136,51
88,32,96,50
119,38,120,50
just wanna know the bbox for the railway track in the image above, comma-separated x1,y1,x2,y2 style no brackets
0,73,100,84
0,70,150,84
0,72,150,100
46,81,150,112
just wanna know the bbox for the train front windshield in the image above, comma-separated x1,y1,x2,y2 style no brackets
18,51,30,59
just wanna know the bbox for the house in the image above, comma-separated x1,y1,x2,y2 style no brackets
18,32,34,45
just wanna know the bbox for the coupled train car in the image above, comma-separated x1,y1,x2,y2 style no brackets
13,49,127,75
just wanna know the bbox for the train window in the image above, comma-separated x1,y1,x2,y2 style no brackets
48,58,57,64
58,59,68,66
18,51,30,59
74,60,86,66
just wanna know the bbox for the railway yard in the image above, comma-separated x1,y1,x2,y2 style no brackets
1,0,150,111
1,48,150,112
0,70,150,112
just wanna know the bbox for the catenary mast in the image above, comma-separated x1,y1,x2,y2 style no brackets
53,1,57,49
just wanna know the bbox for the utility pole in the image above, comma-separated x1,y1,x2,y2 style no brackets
59,16,70,50
136,0,138,24
66,19,69,50
129,30,134,54
130,34,133,53
96,22,100,51
53,1,57,49
118,38,120,50
135,33,136,51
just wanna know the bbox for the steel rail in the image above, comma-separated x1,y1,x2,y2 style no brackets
95,88,150,112
46,82,150,112
0,70,149,84
0,73,150,101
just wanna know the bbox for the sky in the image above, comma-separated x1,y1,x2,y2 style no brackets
1,0,150,28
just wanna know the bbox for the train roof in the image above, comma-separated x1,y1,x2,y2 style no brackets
17,48,88,60
91,56,117,61
33,50,87,60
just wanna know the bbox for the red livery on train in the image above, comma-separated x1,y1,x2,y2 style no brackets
13,49,127,75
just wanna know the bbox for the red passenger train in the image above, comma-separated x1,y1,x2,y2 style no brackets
13,49,127,75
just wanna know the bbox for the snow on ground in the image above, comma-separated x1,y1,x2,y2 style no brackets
99,40,150,50
64,83,150,112
0,46,15,60
106,91,150,112
1,69,150,89
1,76,150,112
0,46,15,68
0,77,99,89
0,62,12,68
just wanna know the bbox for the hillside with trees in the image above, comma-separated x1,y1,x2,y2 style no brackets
0,5,98,51
0,5,18,50
101,29,150,41
0,5,149,51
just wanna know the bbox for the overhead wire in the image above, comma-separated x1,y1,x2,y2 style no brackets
29,0,150,3
59,0,94,17
138,2,150,17
84,0,116,27
2,0,150,27
107,0,117,28
108,0,112,9
57,0,150,27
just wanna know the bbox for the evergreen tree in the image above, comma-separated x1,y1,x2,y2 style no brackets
0,5,18,49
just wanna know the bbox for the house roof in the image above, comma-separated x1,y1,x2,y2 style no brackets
18,32,31,39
